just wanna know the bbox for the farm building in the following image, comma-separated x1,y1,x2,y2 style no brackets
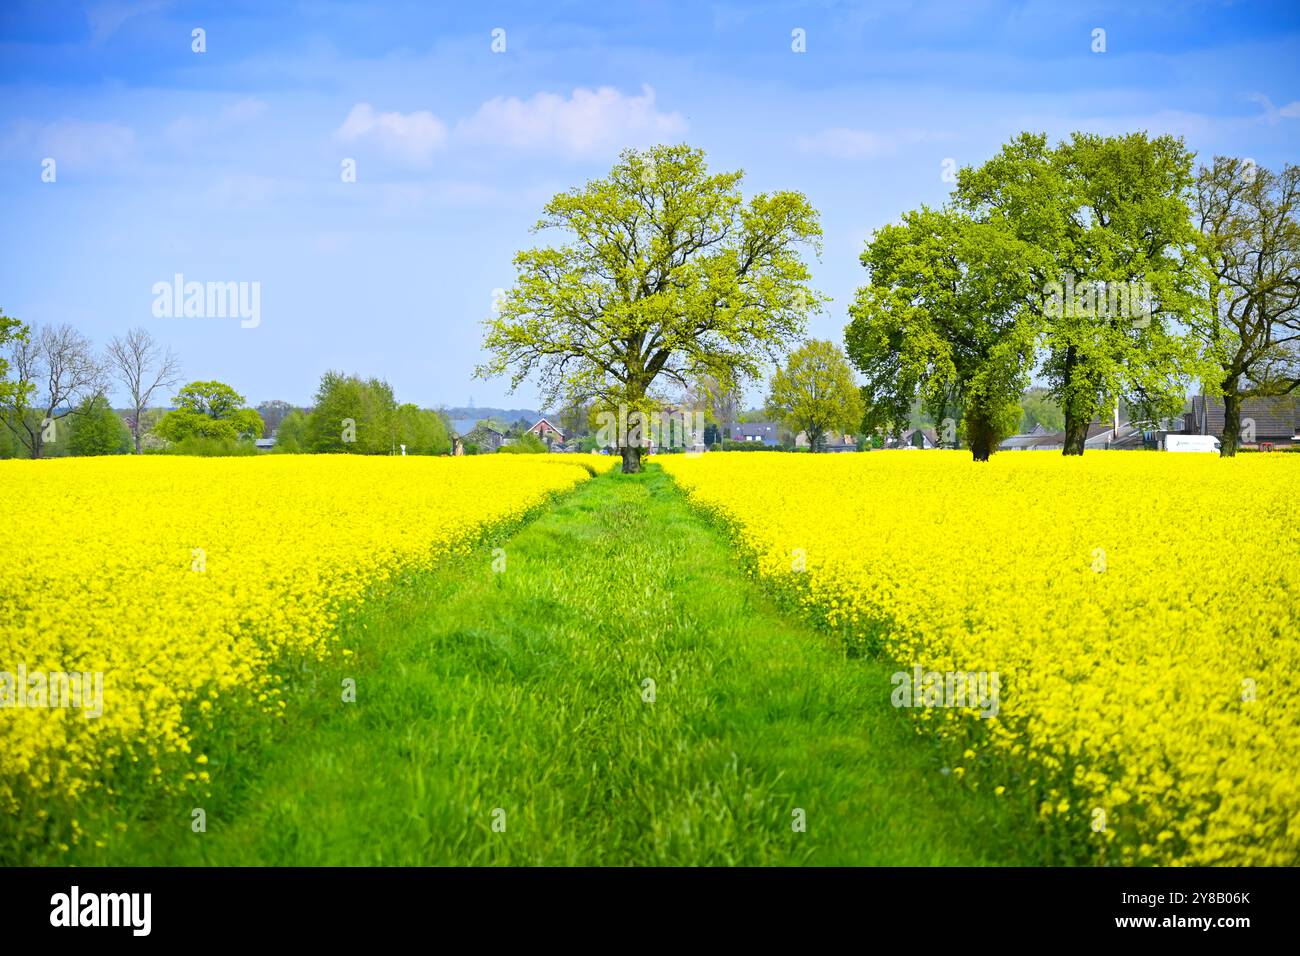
1184,394,1300,448
527,418,566,447
726,422,780,446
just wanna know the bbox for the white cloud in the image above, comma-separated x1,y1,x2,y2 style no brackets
1,118,135,167
1246,92,1300,123
335,103,448,166
455,84,686,157
797,127,947,160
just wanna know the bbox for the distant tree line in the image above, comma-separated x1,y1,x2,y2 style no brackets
0,318,452,458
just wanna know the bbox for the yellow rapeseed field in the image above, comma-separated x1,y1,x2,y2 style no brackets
0,454,612,826
661,450,1300,865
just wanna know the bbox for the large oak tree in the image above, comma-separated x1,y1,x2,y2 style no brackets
955,132,1207,454
477,144,825,473
846,207,1040,460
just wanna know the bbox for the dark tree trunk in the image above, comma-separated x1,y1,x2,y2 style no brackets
1059,346,1087,456
1220,377,1241,457
1061,415,1089,456
966,413,994,461
619,445,642,474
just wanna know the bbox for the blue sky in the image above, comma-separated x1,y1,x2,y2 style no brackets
2,0,1298,411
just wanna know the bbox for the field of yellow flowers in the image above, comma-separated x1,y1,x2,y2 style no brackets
661,451,1300,866
0,454,611,841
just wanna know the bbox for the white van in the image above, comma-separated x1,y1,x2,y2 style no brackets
1164,434,1221,453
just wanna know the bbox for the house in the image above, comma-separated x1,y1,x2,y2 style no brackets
726,422,780,446
824,434,859,453
998,424,1048,451
796,431,858,452
885,427,939,450
999,421,1146,451
465,421,507,452
1184,394,1299,447
254,437,276,451
527,417,565,448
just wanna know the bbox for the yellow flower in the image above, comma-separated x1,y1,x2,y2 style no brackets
661,450,1300,865
0,454,615,823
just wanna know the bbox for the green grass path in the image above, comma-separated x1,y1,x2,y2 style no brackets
107,466,1034,865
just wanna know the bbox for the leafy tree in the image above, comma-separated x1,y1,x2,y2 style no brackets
2,323,104,458
68,394,130,456
304,371,397,454
395,404,451,455
1192,157,1300,456
477,144,825,473
498,432,547,454
155,380,263,444
766,339,864,453
1019,387,1065,433
272,409,309,453
956,132,1207,454
847,208,1038,460
0,309,30,414
105,327,181,454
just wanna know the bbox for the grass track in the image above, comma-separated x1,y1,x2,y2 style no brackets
79,465,1038,865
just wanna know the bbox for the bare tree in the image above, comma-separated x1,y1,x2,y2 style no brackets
2,323,105,458
105,327,181,453
695,374,741,434
1193,158,1300,456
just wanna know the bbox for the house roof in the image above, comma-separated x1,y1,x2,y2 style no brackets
728,422,778,438
527,417,565,439
901,427,938,447
1188,394,1299,439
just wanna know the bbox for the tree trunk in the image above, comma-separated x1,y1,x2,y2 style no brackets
967,413,994,461
1061,415,1089,456
619,445,642,474
1059,346,1087,456
1220,377,1241,458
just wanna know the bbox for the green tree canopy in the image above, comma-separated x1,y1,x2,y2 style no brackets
155,380,264,444
954,131,1208,454
847,207,1038,460
395,404,451,455
1019,387,1065,433
68,394,131,456
305,371,398,454
766,339,864,453
0,309,30,413
272,408,309,453
477,144,825,472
